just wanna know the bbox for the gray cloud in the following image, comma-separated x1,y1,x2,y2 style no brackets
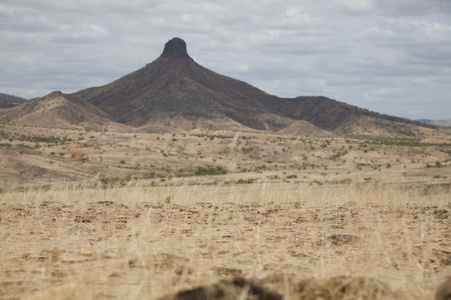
1,0,450,120
330,0,451,15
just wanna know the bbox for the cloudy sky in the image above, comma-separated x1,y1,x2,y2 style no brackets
1,0,451,120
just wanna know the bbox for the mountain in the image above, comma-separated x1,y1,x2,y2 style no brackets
0,38,438,136
432,119,451,128
73,38,294,131
0,93,27,109
418,119,451,128
71,37,433,136
0,91,127,131
0,93,27,103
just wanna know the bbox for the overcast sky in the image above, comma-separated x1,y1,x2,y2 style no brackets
1,0,451,120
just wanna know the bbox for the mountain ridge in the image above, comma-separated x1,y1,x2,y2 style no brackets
0,93,27,103
418,119,451,128
0,38,440,136
0,91,129,131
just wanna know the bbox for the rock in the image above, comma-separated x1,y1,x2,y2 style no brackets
108,271,121,278
128,258,140,268
293,278,332,300
161,38,191,59
292,276,393,300
440,255,451,266
436,277,451,300
51,269,72,278
162,276,282,300
74,217,91,223
433,209,449,219
174,265,195,276
316,234,362,246
213,266,242,276
325,276,392,299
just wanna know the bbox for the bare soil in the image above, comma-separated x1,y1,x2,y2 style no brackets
0,125,450,299
0,183,450,299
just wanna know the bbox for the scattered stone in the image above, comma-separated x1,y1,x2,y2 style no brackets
74,216,91,223
432,248,451,266
290,276,395,300
162,276,282,300
156,253,190,267
433,209,449,219
114,223,126,230
316,234,362,246
213,266,243,276
97,201,114,206
174,265,195,276
440,255,451,266
128,258,140,268
292,278,332,300
61,256,90,264
322,215,336,221
102,253,118,259
108,271,121,278
51,269,72,278
325,276,392,299
436,277,451,300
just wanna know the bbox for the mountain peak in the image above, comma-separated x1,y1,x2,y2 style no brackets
161,37,190,59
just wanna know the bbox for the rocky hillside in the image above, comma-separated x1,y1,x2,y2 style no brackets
0,91,127,131
72,38,433,135
0,38,437,136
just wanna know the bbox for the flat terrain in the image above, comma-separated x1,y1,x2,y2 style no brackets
0,125,450,299
1,124,450,188
1,183,450,299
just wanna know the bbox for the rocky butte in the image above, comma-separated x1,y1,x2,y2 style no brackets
1,37,433,135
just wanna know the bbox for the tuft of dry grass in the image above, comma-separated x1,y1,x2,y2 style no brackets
0,181,450,299
69,148,83,159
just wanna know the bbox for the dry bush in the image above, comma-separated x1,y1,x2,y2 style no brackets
69,148,82,159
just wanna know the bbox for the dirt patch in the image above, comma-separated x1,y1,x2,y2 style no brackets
0,184,450,299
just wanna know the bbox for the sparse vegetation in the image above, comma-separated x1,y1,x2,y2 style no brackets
0,125,450,299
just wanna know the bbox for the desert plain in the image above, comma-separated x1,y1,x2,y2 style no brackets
0,124,450,299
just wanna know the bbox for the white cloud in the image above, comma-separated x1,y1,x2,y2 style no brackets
0,0,450,119
330,0,451,15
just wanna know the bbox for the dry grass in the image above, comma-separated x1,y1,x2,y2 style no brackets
1,181,450,299
1,124,451,188
69,148,83,160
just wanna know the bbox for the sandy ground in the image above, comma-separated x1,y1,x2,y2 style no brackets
0,183,450,299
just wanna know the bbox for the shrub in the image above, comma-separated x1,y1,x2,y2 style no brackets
193,167,227,176
70,148,83,159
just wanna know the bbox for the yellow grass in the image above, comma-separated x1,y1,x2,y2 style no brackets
1,181,450,299
69,148,83,160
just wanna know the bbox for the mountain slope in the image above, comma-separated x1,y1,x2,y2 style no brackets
72,37,434,136
0,38,438,136
73,38,293,131
0,93,27,109
0,91,127,130
419,119,451,128
0,93,27,103
432,119,451,128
